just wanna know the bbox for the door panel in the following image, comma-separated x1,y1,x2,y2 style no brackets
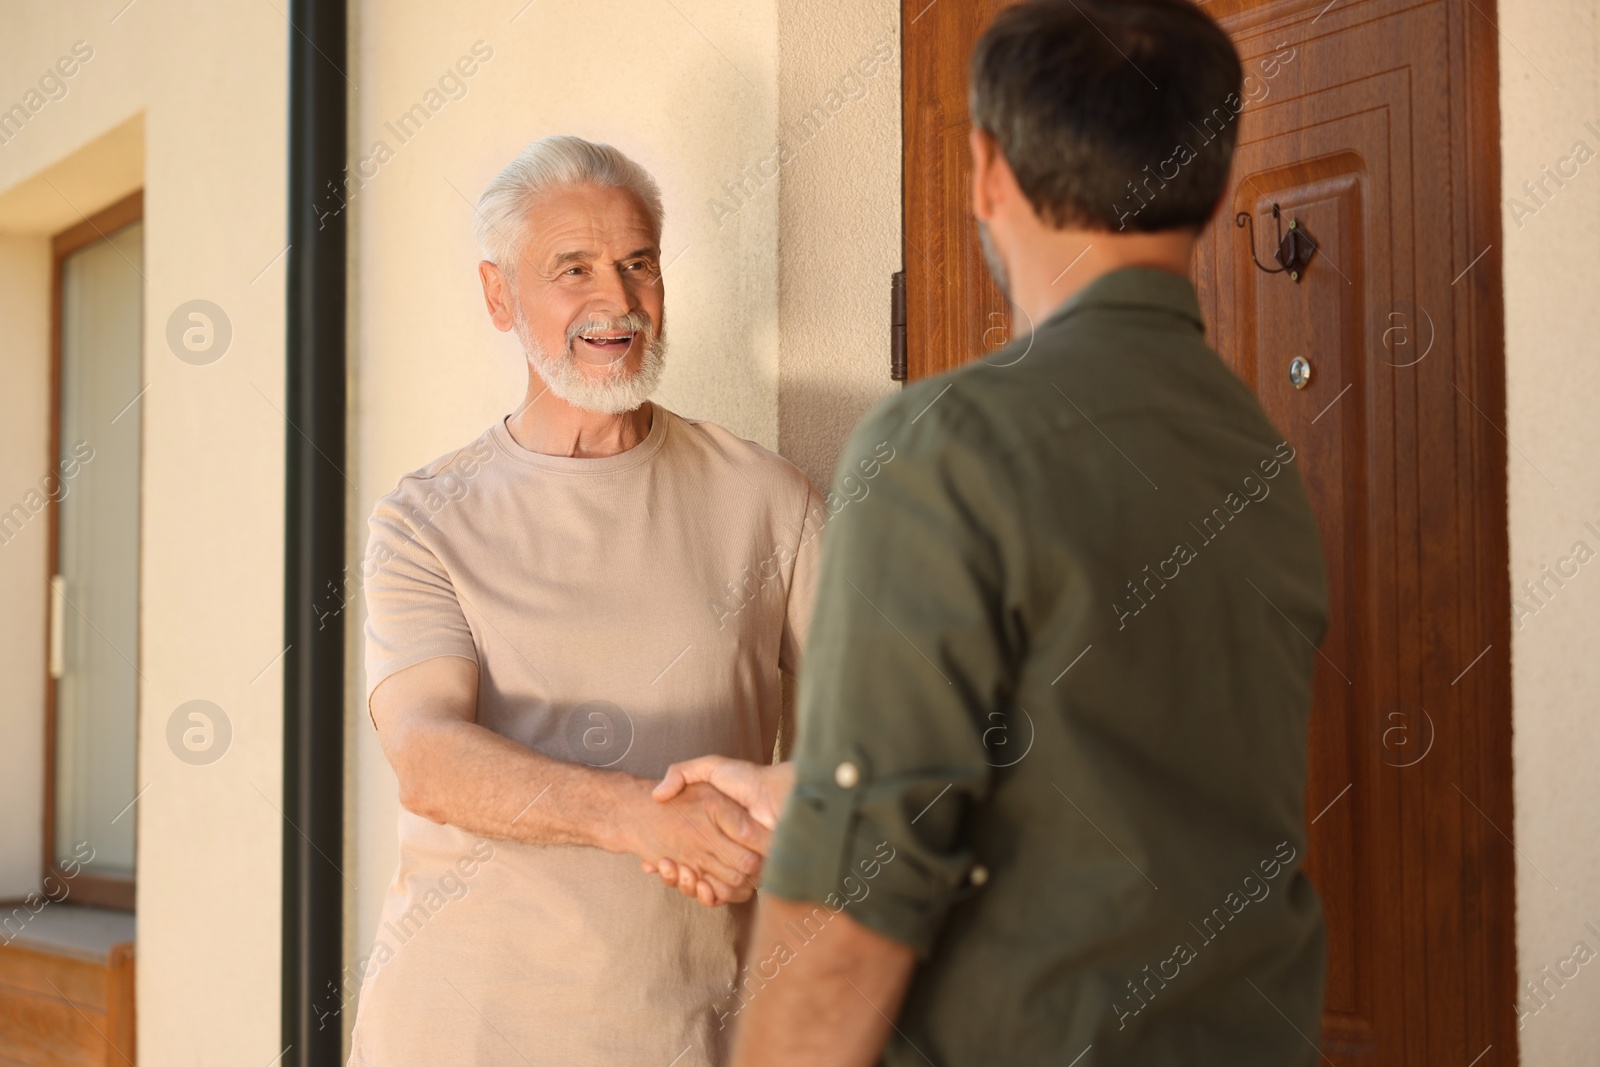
901,1,1514,1062
1198,6,1511,1059
1225,151,1377,1049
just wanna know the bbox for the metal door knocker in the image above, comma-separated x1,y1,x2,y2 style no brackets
1236,203,1316,283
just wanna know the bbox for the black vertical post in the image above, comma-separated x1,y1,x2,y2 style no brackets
283,0,347,1063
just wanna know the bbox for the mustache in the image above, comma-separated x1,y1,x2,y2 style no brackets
565,310,657,349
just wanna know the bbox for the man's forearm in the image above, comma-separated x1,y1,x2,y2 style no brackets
731,894,918,1067
391,716,648,851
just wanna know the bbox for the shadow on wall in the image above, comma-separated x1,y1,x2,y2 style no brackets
779,375,898,492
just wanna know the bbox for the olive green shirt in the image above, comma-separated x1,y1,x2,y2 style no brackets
761,267,1329,1066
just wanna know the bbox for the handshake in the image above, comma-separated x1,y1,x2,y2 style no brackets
625,756,797,908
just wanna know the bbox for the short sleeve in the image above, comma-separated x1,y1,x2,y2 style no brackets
361,490,479,709
762,391,1020,956
778,481,827,676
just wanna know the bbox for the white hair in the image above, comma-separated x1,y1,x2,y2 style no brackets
473,135,665,274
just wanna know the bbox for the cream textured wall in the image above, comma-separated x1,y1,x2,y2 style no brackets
776,0,901,488
344,0,902,1048
2,0,897,1056
344,0,783,1043
1502,0,1600,1061
0,3,287,1064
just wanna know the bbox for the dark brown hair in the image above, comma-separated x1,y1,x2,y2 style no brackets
970,0,1244,232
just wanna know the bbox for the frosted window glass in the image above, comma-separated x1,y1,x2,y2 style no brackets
55,219,143,880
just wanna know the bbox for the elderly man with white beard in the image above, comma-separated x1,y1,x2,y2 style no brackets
346,135,824,1067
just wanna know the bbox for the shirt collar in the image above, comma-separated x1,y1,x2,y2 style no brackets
1038,266,1205,333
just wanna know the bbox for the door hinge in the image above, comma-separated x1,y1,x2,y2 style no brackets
890,270,907,382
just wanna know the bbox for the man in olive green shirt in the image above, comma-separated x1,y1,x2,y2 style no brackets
652,1,1330,1064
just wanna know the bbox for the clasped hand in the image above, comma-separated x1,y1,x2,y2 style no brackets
637,757,796,907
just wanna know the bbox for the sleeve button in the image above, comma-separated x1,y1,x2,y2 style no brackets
969,865,989,886
834,761,860,789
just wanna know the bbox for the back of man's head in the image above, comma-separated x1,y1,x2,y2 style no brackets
970,0,1243,234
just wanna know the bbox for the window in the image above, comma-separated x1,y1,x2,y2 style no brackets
46,191,143,910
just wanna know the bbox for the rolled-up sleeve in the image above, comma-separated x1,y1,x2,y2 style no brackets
778,481,827,677
762,392,1020,956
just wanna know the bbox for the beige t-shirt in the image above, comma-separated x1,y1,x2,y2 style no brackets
348,406,823,1067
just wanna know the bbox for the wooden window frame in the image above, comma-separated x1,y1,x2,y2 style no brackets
43,189,144,913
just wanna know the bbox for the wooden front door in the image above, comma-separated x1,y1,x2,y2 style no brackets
902,2,1515,1063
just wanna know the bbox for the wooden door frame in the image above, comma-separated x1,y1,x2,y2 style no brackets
1450,0,1516,1048
44,188,144,913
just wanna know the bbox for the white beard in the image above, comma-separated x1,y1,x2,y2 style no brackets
514,304,667,416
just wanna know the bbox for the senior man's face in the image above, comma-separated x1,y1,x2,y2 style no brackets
487,182,666,413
